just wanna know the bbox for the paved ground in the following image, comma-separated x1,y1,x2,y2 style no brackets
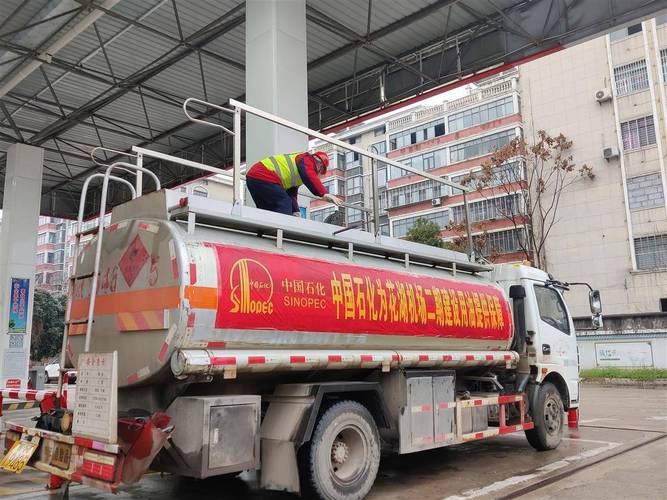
0,385,665,499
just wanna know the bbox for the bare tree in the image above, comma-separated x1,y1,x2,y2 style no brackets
456,131,594,270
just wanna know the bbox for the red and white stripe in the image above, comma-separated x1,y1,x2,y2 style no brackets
411,404,433,413
126,365,150,384
4,423,120,454
169,240,178,279
461,421,534,442
0,389,56,402
173,349,519,378
158,325,178,362
137,221,159,233
458,394,523,408
74,436,121,454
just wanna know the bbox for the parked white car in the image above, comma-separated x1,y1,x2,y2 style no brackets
44,363,60,383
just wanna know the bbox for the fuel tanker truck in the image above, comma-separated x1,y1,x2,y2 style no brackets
1,187,602,499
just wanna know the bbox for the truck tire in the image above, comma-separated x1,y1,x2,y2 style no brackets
300,400,380,500
525,382,564,451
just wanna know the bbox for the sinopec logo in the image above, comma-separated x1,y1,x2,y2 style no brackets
229,258,274,314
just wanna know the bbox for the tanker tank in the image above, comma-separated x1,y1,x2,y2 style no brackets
67,190,514,387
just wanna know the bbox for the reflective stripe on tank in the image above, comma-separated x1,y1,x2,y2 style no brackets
69,285,217,319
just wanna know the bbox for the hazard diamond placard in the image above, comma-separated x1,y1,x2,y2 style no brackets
118,235,149,288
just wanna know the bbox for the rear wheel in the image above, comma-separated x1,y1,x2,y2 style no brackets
525,382,564,451
300,400,380,500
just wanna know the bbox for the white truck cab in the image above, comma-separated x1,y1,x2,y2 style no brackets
491,263,602,412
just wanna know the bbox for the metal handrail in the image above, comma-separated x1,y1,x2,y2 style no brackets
183,97,475,259
77,174,137,224
90,146,138,170
183,97,235,136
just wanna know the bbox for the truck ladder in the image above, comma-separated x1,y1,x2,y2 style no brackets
55,164,160,402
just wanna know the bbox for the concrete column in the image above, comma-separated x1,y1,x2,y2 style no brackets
245,0,309,167
0,144,43,389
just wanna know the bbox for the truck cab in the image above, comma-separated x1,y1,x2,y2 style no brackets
491,263,598,414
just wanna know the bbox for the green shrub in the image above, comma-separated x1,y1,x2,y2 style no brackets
580,367,667,380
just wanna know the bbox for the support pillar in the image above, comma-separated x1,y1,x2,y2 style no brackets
245,0,309,167
0,144,43,389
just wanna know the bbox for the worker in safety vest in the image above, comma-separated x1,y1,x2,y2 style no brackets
246,151,342,216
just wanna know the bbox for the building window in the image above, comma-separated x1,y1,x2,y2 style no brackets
477,228,525,256
661,48,667,83
322,178,345,196
387,179,449,208
661,298,667,312
370,141,386,155
345,136,361,165
310,206,338,222
389,118,445,150
447,96,514,133
610,23,642,42
347,204,364,224
179,186,187,193
347,176,363,196
614,59,649,95
377,166,388,187
336,153,346,171
627,173,665,210
373,126,386,136
391,211,449,238
451,194,523,224
634,234,667,269
391,147,447,179
450,161,523,190
449,129,516,164
621,116,656,150
192,187,208,197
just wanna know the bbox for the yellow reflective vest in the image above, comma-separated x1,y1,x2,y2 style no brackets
260,153,302,189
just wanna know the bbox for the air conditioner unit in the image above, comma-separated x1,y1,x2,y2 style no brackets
595,88,612,103
432,198,442,207
603,146,619,160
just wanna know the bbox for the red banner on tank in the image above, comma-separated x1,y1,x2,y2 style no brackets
209,244,511,340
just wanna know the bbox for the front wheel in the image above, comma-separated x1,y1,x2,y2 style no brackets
525,382,564,451
299,400,380,500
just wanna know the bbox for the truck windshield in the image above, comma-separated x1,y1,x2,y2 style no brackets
534,285,571,335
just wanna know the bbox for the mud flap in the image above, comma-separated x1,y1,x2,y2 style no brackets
118,412,173,485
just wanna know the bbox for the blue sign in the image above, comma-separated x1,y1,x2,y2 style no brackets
8,278,29,334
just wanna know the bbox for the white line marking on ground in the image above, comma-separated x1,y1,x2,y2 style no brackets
647,416,667,421
562,437,621,445
442,441,621,499
579,418,617,424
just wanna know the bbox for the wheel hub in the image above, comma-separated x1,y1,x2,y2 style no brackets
544,396,561,433
331,439,349,465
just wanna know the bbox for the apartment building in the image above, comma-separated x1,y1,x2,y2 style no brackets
310,70,527,264
520,16,667,319
519,17,667,369
35,217,67,293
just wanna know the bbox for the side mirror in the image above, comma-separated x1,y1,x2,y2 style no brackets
589,290,602,315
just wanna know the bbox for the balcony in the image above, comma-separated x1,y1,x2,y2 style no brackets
386,76,517,132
